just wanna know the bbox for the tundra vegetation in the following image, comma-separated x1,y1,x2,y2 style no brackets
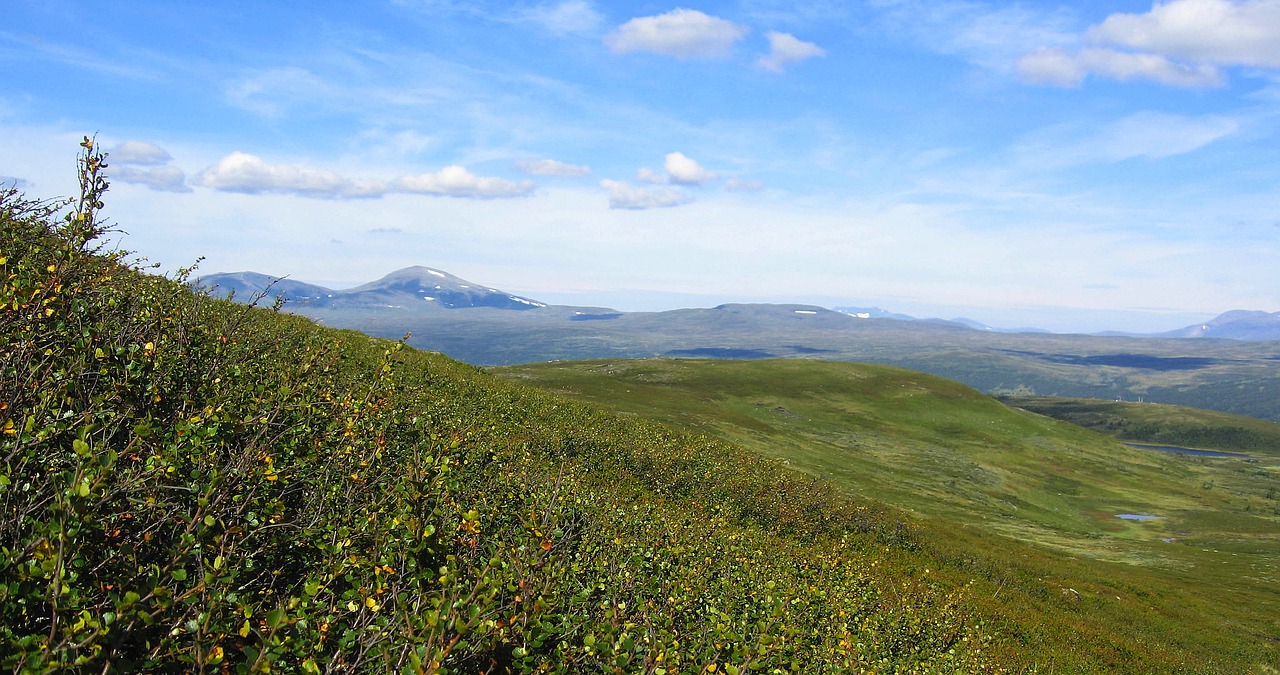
2,142,989,673
3,142,1277,673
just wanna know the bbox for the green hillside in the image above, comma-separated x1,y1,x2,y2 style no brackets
292,299,1280,423
5,143,1278,672
1001,396,1280,454
496,358,1280,672
0,143,998,673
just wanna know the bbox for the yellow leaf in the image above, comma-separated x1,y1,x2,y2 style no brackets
239,619,251,638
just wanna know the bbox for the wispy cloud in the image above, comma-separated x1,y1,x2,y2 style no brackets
726,178,764,192
225,67,331,118
600,179,692,209
514,158,591,176
1015,111,1242,167
869,1,1078,73
519,0,603,35
605,9,749,59
756,31,825,72
0,30,160,80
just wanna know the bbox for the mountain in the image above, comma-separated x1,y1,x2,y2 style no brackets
333,265,546,310
833,305,914,320
200,265,547,311
195,271,334,305
1160,309,1280,341
200,266,1280,422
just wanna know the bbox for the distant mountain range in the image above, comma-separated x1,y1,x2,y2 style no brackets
197,266,546,311
195,265,1280,421
197,266,1280,341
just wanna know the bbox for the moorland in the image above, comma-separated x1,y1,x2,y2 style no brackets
3,143,1278,672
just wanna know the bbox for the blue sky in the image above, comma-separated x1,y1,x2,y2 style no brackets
2,1,1278,332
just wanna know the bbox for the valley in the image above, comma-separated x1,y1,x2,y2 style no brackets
496,358,1280,670
199,267,1280,423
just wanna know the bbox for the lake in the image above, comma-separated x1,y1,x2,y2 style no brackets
1124,442,1253,458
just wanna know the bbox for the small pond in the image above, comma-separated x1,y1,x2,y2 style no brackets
1124,443,1253,458
1116,513,1160,521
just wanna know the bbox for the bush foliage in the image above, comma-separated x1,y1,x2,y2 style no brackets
0,142,996,672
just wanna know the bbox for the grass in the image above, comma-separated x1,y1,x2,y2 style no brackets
496,357,1280,671
7,139,1278,672
1000,395,1280,455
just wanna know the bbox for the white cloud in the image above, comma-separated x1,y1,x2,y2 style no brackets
197,152,379,198
393,165,535,198
514,158,591,176
1018,0,1280,88
1089,0,1280,68
1018,47,1222,87
108,140,173,165
604,9,749,58
600,179,693,209
521,1,603,35
197,153,533,199
664,151,719,185
756,31,825,72
115,165,191,193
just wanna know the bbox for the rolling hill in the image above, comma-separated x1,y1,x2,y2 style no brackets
496,357,1280,671
7,146,1278,672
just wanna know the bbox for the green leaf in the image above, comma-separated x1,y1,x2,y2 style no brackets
73,439,90,457
171,568,187,581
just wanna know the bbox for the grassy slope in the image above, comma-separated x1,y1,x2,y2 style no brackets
496,358,1280,672
1001,396,1280,454
295,303,1280,422
4,167,1002,673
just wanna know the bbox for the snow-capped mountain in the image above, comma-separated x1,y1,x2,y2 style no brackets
194,271,333,305
1160,310,1280,341
336,266,546,310
198,266,546,311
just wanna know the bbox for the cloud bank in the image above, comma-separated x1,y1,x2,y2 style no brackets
197,153,533,200
1019,0,1280,88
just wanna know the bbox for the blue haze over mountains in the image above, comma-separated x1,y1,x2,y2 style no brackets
197,266,1280,341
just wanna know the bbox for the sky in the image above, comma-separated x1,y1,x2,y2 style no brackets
2,0,1278,333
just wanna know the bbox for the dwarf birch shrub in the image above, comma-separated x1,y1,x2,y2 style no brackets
1,141,994,673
